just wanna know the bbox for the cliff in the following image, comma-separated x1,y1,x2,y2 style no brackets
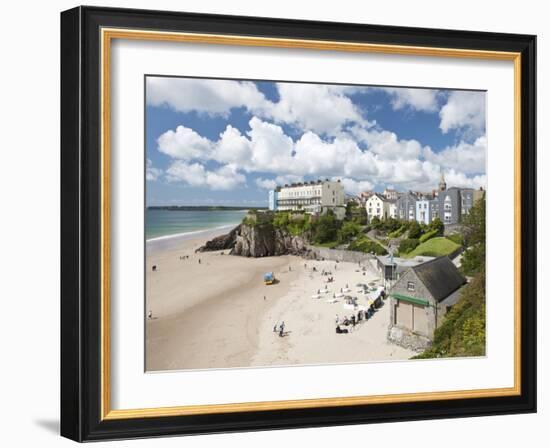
197,223,311,258
196,224,240,252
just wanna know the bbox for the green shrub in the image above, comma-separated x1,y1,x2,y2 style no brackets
414,270,485,359
388,224,407,239
370,216,382,229
311,210,341,244
419,229,439,243
337,220,363,244
446,233,464,246
398,238,420,254
407,221,423,239
429,217,444,235
348,236,387,255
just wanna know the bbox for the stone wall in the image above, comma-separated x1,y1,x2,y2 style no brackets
387,325,432,352
308,246,375,264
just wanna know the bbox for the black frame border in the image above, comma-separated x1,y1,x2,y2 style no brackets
60,6,536,442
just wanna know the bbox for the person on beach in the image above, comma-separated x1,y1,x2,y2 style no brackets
335,314,339,325
147,310,153,320
336,325,348,334
289,265,292,272
263,295,266,301
198,258,201,264
273,323,278,333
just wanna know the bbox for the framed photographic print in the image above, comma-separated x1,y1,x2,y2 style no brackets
60,6,537,442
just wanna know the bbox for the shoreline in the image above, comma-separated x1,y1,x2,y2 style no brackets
145,231,415,371
146,224,238,254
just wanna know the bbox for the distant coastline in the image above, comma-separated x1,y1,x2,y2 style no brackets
148,205,265,211
145,207,249,241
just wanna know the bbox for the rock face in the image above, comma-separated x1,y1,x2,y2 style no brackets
196,225,240,252
197,223,311,258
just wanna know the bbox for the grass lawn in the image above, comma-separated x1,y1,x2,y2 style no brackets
403,237,461,258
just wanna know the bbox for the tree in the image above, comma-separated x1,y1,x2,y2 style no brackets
345,201,356,221
460,195,486,276
398,238,419,255
370,216,381,229
382,217,401,233
429,217,444,236
337,220,362,244
414,270,486,359
312,210,340,244
354,206,368,225
408,220,422,239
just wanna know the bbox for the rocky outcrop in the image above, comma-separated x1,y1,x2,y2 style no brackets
197,223,311,258
195,225,240,252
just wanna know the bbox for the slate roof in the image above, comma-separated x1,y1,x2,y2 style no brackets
411,256,466,302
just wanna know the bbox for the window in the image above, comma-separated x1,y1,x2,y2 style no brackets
407,281,415,291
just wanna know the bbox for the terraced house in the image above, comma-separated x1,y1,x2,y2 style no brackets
269,179,346,219
365,193,393,222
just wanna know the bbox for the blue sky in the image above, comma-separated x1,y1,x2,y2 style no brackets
145,77,486,206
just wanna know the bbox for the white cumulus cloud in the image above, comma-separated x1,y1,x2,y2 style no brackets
423,135,486,175
165,161,245,190
255,178,277,190
157,125,212,160
261,83,367,135
381,88,440,112
444,169,487,189
337,178,375,195
146,159,162,181
439,91,486,136
146,77,268,116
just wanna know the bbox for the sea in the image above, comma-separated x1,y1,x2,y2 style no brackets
145,208,248,241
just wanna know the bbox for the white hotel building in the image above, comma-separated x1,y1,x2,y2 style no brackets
269,179,346,219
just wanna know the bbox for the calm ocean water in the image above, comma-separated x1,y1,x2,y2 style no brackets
145,209,248,241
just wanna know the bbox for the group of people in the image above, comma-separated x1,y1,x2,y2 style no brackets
320,270,335,283
334,302,378,335
273,321,286,337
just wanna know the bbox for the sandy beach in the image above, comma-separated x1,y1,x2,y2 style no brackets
146,229,414,371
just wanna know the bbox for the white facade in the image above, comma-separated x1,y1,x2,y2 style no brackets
365,194,390,221
389,202,397,219
275,180,345,217
416,200,430,225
